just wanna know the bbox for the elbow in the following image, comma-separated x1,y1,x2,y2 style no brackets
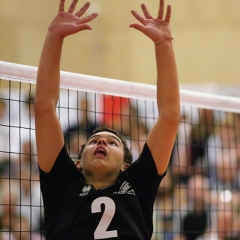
34,98,56,116
160,106,181,125
158,108,181,133
172,108,181,124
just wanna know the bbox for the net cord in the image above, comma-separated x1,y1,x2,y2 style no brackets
1,60,240,113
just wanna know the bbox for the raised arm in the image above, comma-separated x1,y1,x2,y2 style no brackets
35,0,98,172
130,0,180,175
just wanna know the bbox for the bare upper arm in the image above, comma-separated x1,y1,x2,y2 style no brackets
146,114,179,175
35,104,64,173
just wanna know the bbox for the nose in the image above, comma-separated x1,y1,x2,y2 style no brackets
97,138,107,146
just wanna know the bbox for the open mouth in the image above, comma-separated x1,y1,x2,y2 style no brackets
94,147,107,156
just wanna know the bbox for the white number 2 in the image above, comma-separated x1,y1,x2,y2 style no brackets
91,197,118,239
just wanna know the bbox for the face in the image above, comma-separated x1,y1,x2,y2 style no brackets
80,131,128,178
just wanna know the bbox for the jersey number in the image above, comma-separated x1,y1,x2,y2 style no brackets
91,197,118,239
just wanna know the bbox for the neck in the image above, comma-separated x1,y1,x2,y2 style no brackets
83,169,120,190
87,179,116,190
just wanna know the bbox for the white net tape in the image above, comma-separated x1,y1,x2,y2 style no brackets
1,60,240,113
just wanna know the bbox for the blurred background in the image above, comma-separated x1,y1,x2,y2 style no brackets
1,2,240,239
1,0,240,96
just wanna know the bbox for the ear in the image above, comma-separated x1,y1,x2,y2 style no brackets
75,160,82,172
120,163,130,172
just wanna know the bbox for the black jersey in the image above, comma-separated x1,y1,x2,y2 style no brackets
40,143,164,240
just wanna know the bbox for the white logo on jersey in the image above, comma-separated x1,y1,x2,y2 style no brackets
79,185,92,196
114,181,136,195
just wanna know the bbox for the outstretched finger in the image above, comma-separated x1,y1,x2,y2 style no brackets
141,4,152,19
129,23,146,35
78,13,98,24
59,0,65,12
131,10,145,25
68,0,79,14
75,23,92,31
165,5,171,23
75,2,91,17
157,0,164,19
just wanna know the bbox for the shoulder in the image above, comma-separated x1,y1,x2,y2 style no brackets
121,143,164,184
40,145,79,179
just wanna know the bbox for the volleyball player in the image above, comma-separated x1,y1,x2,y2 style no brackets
35,0,180,239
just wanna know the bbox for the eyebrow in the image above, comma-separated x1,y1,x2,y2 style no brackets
88,134,122,145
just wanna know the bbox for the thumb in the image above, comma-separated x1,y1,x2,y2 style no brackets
75,24,92,32
129,23,145,33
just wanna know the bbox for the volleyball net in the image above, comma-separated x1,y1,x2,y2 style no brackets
1,60,240,239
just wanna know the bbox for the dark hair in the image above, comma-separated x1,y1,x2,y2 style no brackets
78,125,133,165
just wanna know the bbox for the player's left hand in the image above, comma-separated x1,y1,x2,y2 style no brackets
130,0,172,45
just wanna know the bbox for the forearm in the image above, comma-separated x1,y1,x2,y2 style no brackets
35,32,64,108
155,40,180,121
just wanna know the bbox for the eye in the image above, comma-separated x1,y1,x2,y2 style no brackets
89,139,97,144
109,141,117,146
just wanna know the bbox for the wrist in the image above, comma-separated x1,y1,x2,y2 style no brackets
155,37,174,47
46,30,65,43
